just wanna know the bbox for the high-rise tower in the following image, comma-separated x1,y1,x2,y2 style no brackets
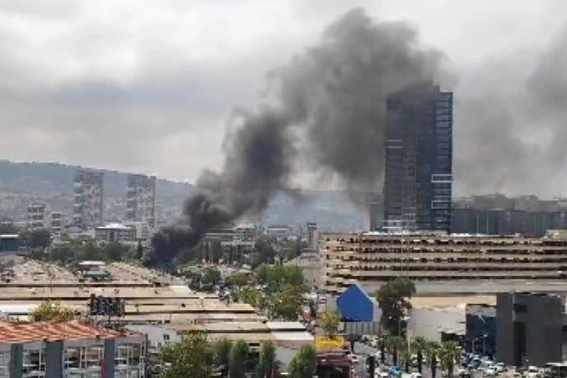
126,174,156,228
73,170,104,228
383,82,453,233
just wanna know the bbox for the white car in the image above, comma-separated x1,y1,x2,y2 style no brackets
525,366,539,378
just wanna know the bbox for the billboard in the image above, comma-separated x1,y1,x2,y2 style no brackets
315,336,346,351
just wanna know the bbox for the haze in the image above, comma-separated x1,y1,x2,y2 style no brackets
0,0,566,197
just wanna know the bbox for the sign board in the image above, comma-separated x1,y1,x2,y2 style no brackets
344,322,381,336
315,336,345,351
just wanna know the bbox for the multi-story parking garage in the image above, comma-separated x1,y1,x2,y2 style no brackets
322,230,567,295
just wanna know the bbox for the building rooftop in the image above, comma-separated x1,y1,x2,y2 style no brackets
96,223,132,230
0,321,124,344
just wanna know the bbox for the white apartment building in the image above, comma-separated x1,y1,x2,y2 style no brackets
26,204,46,230
73,170,104,228
49,212,66,237
95,223,137,243
126,174,156,228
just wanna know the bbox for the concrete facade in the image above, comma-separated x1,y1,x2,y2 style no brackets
496,292,564,367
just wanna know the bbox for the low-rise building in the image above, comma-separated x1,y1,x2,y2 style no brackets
0,320,146,377
95,223,136,243
322,231,567,295
496,292,565,367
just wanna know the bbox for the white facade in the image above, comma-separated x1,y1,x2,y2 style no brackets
49,212,66,237
95,223,136,243
73,170,104,228
126,174,156,228
26,204,46,230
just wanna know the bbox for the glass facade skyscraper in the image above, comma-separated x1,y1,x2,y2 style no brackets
383,82,453,233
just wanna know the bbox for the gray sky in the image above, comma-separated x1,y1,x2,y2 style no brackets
0,0,566,196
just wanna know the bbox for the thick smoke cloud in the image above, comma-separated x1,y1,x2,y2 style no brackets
150,8,446,263
456,25,567,196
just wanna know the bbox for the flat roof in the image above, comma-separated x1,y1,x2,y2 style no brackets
78,261,105,266
410,295,496,309
0,321,125,344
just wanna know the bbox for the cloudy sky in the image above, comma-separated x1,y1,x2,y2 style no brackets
0,0,566,195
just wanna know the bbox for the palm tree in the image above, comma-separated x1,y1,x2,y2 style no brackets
439,341,461,378
411,336,428,374
378,337,386,364
425,341,441,378
400,340,412,373
385,336,405,367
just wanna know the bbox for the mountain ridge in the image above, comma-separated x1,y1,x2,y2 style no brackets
0,160,364,229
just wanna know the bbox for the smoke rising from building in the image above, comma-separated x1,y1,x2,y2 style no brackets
150,7,446,263
455,25,567,196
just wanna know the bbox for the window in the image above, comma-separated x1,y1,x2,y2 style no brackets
431,174,453,183
513,303,528,313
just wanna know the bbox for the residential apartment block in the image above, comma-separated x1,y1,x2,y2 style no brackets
26,204,47,230
126,174,156,228
73,170,104,228
322,231,567,295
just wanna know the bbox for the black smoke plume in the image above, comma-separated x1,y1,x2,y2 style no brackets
150,8,446,263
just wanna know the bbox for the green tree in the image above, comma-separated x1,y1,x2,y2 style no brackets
375,277,416,336
79,241,104,261
229,273,251,288
213,338,233,376
270,284,305,321
23,229,51,249
239,287,261,308
439,341,461,378
135,241,144,260
229,340,250,378
266,265,305,293
384,336,404,367
401,340,411,372
289,344,317,378
319,309,341,337
257,341,279,378
48,244,75,263
202,268,221,285
255,264,270,285
211,240,224,263
411,336,428,374
161,331,213,378
425,341,441,378
103,242,128,262
0,223,19,235
29,300,75,322
254,237,276,265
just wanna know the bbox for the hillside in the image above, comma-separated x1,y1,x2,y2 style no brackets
0,160,364,229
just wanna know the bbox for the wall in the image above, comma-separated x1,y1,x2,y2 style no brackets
407,307,466,342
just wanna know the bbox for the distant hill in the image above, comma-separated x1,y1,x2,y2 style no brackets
0,160,192,201
0,160,364,229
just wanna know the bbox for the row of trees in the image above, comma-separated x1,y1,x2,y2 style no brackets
174,236,305,269
377,336,461,378
161,331,317,378
31,240,142,266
